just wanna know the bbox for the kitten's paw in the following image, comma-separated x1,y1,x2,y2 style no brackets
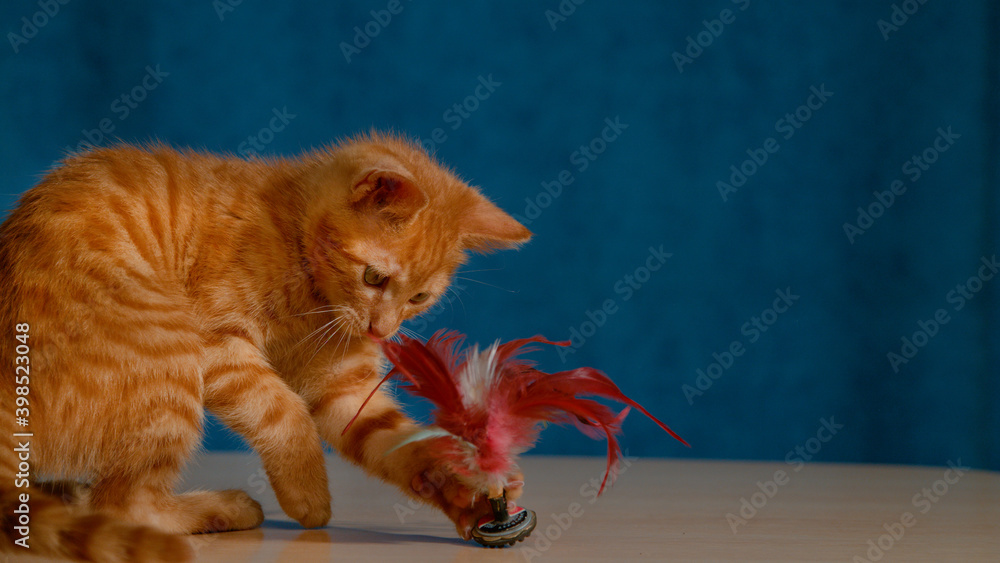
200,490,265,533
411,463,525,540
175,489,264,534
294,503,332,530
273,482,332,529
267,449,332,529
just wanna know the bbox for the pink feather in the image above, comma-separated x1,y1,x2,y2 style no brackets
344,330,689,494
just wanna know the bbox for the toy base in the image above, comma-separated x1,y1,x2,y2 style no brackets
470,506,537,548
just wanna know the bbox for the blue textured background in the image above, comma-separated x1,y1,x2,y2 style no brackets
1,1,997,471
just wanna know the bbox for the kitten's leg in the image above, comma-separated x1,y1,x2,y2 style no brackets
310,365,522,539
87,389,264,535
204,337,331,528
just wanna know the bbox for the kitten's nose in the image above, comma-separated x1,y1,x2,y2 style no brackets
367,322,388,340
368,314,398,340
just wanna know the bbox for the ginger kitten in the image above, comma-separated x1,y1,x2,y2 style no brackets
0,133,531,561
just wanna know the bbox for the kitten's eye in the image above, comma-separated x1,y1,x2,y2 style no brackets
363,266,388,287
410,292,430,303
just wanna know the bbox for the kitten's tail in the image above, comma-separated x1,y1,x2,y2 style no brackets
0,468,192,562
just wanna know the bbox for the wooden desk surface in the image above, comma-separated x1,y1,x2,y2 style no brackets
11,454,1000,562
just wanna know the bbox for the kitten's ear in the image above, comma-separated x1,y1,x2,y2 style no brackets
350,167,429,225
460,193,533,253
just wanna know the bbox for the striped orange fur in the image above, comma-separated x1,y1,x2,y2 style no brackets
0,133,531,561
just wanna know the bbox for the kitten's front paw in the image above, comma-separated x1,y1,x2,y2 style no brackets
410,461,525,540
270,465,332,529
277,485,332,529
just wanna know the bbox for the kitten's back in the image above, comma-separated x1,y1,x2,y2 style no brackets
0,145,262,562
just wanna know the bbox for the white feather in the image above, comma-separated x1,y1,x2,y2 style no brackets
384,427,459,455
458,340,501,409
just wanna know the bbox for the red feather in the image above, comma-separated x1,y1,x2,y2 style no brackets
344,330,689,495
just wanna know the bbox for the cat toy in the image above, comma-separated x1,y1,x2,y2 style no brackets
344,330,689,547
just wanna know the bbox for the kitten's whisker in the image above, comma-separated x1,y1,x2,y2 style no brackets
333,327,349,355
337,324,354,369
305,314,347,366
291,308,339,317
445,286,467,316
328,317,352,356
301,306,351,357
397,326,424,341
456,267,504,274
454,276,516,293
305,318,340,361
284,304,339,319
294,317,338,350
317,322,343,354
